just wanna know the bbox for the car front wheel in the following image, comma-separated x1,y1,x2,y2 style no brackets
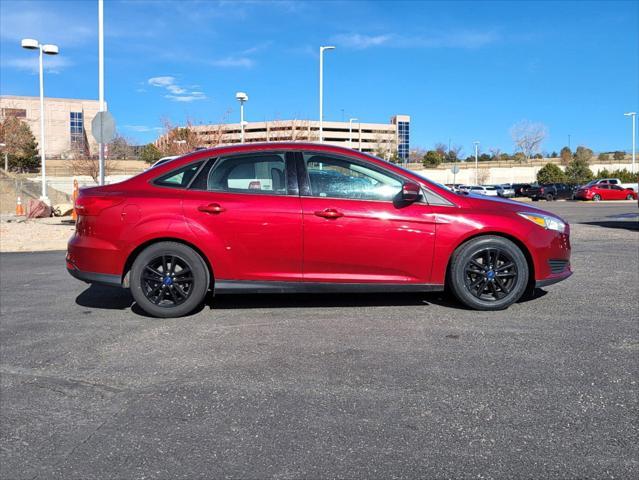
626,194,634,200
593,194,601,202
130,241,209,318
449,236,529,311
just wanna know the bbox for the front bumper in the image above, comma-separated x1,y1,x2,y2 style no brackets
535,270,572,288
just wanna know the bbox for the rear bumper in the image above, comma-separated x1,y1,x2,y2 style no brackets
66,255,121,287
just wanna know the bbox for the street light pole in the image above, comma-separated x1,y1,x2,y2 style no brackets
319,45,335,143
235,92,248,143
98,0,105,186
624,112,636,173
21,38,58,203
474,141,480,185
349,118,358,149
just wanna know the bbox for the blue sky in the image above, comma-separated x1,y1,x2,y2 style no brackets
0,0,637,155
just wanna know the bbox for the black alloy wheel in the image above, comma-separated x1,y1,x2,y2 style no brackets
463,248,517,301
130,242,209,318
449,235,529,311
141,255,193,307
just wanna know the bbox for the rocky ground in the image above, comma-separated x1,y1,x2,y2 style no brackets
0,214,75,252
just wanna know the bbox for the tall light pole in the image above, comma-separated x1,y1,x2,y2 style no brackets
98,0,106,185
319,45,335,142
473,141,480,185
21,38,59,203
349,118,358,149
235,92,248,143
624,112,636,173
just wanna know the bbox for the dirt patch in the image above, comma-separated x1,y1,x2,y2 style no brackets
0,215,75,252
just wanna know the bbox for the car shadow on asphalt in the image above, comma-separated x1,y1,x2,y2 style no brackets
580,220,639,232
75,284,549,316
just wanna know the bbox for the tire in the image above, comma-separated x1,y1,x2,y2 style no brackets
627,194,634,200
532,197,539,202
449,235,529,311
593,194,601,202
545,193,554,201
130,241,210,318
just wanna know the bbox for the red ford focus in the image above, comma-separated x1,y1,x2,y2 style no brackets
67,143,572,317
574,183,637,201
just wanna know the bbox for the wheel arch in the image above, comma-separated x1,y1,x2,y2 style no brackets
122,237,214,289
444,231,536,291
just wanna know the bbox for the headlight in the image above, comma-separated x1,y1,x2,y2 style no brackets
518,212,566,233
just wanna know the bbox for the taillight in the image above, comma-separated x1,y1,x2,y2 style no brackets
540,187,545,194
75,195,124,216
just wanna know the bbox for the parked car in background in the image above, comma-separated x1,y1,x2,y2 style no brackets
582,178,638,192
470,185,500,196
512,183,532,197
496,184,515,198
574,183,638,201
524,183,573,201
150,156,179,169
67,142,571,317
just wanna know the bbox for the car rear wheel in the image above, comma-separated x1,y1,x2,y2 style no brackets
545,193,554,201
593,194,601,202
449,236,529,311
130,242,209,318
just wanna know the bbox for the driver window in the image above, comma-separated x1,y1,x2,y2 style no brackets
303,153,402,201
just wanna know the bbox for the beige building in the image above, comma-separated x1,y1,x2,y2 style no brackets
0,95,102,158
160,115,411,160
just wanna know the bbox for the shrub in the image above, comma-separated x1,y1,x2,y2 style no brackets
537,163,566,184
140,143,162,165
565,159,594,185
422,150,443,167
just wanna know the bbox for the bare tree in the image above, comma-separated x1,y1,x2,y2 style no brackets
70,156,119,183
489,147,501,161
510,120,548,161
477,167,490,185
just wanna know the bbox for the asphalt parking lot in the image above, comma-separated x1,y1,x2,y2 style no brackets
1,201,637,479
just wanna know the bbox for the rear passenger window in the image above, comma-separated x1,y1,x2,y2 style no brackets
207,153,287,195
154,161,203,189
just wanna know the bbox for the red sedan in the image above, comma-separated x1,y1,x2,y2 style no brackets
67,143,572,317
574,184,637,201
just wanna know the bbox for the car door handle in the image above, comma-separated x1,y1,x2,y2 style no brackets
314,208,344,219
198,203,226,214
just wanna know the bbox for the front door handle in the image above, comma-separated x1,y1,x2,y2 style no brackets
198,203,226,214
314,208,344,219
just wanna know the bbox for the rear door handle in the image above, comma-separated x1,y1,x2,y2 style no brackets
198,203,225,214
314,208,343,219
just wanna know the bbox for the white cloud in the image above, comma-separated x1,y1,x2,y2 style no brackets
332,31,500,50
148,76,176,87
2,55,73,74
123,125,163,133
0,8,93,46
210,56,255,68
147,76,207,102
331,33,393,50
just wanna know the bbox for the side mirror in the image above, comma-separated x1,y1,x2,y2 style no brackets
401,182,421,203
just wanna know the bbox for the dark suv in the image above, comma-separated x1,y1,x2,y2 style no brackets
524,183,573,201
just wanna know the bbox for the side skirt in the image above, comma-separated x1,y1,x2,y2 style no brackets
214,280,445,295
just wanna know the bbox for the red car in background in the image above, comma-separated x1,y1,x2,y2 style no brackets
574,183,637,201
67,143,572,318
